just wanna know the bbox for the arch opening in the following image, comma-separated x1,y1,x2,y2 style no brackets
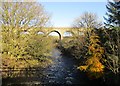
47,30,61,40
21,31,29,35
63,31,74,38
37,31,45,35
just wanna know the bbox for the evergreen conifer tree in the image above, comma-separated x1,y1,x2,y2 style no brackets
104,0,120,27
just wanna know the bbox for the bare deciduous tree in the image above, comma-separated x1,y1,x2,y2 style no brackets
0,2,50,32
72,12,103,29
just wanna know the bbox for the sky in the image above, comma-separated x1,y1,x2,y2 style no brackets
4,0,108,27
38,0,108,2
41,2,108,27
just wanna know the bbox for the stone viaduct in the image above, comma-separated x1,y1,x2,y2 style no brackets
35,27,86,40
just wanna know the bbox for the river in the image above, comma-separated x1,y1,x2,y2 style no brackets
2,48,91,86
42,48,90,85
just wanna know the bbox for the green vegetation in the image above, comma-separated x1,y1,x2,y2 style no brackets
97,27,120,74
59,36,88,59
58,27,120,83
1,26,54,78
103,0,120,76
0,2,54,78
1,1,120,85
58,1,120,82
104,1,120,27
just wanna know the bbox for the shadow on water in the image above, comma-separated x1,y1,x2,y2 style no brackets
2,48,119,86
42,48,90,85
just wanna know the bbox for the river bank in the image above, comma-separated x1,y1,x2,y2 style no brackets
2,48,120,86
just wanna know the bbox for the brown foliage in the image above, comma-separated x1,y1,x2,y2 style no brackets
78,31,105,79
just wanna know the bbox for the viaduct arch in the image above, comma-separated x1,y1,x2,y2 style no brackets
36,27,86,40
47,30,62,40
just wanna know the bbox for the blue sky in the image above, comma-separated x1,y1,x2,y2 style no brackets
38,0,108,2
41,2,108,27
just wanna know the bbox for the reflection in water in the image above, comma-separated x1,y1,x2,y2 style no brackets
2,48,89,85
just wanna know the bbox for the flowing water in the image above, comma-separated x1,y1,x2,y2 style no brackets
2,48,90,86
42,48,89,85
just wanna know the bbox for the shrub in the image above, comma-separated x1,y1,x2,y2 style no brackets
1,26,54,78
59,36,88,59
78,31,105,79
26,35,53,58
97,28,120,74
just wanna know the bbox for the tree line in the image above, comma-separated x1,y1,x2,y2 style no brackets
0,0,120,85
59,0,120,85
1,2,53,78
